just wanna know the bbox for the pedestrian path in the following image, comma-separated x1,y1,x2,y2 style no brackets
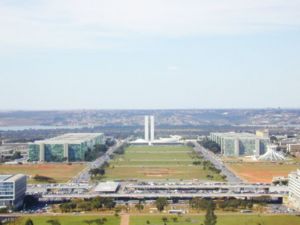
120,214,130,225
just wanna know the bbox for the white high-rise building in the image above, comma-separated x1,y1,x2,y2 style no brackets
288,169,300,209
150,116,155,142
144,116,149,141
144,115,155,144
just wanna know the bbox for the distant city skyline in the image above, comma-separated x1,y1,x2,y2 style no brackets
0,0,300,110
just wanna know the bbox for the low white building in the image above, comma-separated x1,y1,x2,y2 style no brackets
288,169,300,209
94,182,120,193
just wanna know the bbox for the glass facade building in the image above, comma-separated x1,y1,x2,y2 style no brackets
210,132,270,157
68,144,86,161
28,133,104,162
0,174,27,209
28,144,40,161
44,144,64,162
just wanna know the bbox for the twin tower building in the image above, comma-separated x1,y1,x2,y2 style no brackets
144,115,155,143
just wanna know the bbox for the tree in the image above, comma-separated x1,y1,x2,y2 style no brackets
204,201,217,225
59,202,76,212
162,216,168,224
11,151,22,160
84,144,108,161
84,220,94,225
89,168,105,177
199,138,221,154
25,218,34,225
155,197,168,212
190,198,210,211
77,201,92,211
91,197,103,210
270,136,278,144
135,201,144,212
102,197,115,209
46,219,61,225
186,142,195,147
114,207,121,217
105,138,116,147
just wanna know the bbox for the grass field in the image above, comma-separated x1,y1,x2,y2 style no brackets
12,215,120,225
226,162,299,183
130,214,300,225
104,145,224,181
0,163,86,183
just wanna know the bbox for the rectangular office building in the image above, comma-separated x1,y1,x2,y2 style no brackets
0,174,27,209
289,169,300,209
28,133,104,162
210,132,270,157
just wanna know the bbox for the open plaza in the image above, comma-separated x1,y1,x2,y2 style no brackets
104,145,224,181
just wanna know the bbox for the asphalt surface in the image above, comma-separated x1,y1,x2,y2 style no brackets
71,141,125,183
193,142,243,183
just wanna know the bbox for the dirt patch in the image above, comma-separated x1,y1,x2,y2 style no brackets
227,163,298,183
141,168,176,177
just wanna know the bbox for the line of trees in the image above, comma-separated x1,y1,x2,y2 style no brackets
84,144,109,162
190,197,267,212
199,138,221,154
24,217,109,225
59,197,115,213
114,143,129,155
88,143,128,180
190,153,225,180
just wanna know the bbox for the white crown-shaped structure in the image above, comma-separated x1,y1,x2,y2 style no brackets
258,145,286,161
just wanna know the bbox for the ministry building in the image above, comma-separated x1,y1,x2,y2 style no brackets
210,132,270,157
28,133,104,162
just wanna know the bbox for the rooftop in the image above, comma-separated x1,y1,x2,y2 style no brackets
94,182,120,193
0,174,25,182
0,175,11,182
211,132,269,140
34,133,103,145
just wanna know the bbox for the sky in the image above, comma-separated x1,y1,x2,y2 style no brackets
0,0,300,110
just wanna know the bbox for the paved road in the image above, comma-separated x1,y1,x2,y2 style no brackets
71,141,126,184
41,192,286,200
193,142,243,183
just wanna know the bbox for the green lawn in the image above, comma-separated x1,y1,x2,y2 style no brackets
104,145,224,181
130,215,300,225
13,215,120,225
0,163,86,184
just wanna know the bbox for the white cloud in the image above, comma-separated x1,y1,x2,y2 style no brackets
167,65,179,71
0,0,299,49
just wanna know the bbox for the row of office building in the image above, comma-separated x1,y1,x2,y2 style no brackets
210,131,270,157
28,133,104,162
